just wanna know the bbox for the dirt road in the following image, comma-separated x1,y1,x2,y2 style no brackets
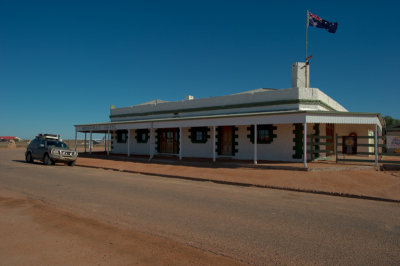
0,190,239,265
1,149,399,265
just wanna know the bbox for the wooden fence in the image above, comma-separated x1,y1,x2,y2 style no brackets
307,134,400,165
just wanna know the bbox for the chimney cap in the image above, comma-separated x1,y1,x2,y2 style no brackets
185,95,194,101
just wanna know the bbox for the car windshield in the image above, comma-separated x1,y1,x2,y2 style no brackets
46,140,69,149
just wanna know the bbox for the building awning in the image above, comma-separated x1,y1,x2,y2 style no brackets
74,110,383,133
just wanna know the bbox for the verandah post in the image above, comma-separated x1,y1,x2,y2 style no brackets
74,129,77,152
127,129,130,157
310,133,314,161
254,124,257,164
213,126,216,163
375,124,379,169
107,128,110,156
149,123,154,160
303,123,307,168
89,131,92,154
335,134,338,163
179,127,182,160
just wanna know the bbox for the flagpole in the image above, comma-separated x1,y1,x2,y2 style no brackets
305,10,309,88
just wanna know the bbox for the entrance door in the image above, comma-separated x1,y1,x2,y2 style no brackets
159,128,179,154
326,124,335,155
220,126,233,155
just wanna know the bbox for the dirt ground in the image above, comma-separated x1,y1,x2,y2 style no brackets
0,189,241,266
76,156,400,201
1,147,399,265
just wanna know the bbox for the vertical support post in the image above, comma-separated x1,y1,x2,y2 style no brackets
84,132,87,153
375,124,379,169
74,129,77,152
104,132,107,152
149,123,154,160
127,129,130,157
310,133,314,161
335,134,338,163
179,127,182,160
89,131,92,154
213,126,216,163
254,124,258,164
303,123,307,168
107,129,110,156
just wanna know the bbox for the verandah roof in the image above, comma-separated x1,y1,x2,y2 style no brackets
74,110,383,133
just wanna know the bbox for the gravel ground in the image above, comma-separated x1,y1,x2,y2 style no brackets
76,153,400,201
0,189,241,266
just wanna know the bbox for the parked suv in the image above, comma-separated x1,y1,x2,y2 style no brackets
25,134,78,166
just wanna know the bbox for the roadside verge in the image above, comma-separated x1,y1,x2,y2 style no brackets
76,157,400,203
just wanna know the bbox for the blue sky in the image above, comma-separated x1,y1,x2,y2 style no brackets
1,0,399,139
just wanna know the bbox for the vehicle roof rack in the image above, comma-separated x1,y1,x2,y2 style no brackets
37,133,60,140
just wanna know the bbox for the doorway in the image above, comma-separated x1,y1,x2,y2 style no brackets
220,126,233,155
158,128,179,154
326,123,335,155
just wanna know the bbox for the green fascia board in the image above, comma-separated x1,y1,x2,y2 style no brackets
109,99,337,119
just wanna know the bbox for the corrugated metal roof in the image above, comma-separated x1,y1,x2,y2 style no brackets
75,110,382,132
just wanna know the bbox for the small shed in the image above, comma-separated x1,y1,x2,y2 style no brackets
386,125,400,154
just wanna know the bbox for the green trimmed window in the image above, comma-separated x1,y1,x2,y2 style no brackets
136,129,149,143
292,123,303,159
258,128,270,143
190,127,209,143
116,130,128,143
247,124,277,144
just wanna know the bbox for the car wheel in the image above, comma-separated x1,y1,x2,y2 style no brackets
68,160,76,167
43,154,53,165
25,152,33,163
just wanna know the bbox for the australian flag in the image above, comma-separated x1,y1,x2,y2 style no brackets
308,12,338,33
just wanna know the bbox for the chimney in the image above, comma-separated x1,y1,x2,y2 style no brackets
292,62,309,88
185,95,194,101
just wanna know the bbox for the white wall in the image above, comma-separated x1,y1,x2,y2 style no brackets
111,129,153,156
234,124,296,161
130,129,151,156
181,127,214,158
111,130,129,154
108,123,377,161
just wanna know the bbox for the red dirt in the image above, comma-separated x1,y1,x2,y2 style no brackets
76,156,400,201
0,190,241,265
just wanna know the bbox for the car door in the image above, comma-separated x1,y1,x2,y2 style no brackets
29,139,39,159
33,139,46,159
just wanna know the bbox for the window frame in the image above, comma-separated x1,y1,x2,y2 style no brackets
116,130,128,143
136,129,149,143
257,128,270,143
247,124,277,144
190,127,209,143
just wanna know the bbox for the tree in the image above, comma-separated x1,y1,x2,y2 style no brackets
384,115,400,128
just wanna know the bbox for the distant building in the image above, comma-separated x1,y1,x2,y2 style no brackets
74,62,383,166
386,125,400,154
0,136,21,142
